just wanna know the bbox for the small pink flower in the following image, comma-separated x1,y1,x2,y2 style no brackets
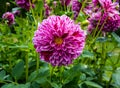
2,12,15,25
15,0,35,11
72,0,82,20
44,3,51,18
33,15,86,66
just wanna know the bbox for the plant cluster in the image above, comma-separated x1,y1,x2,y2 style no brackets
0,0,120,88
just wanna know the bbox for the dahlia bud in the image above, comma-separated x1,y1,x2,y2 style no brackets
6,2,10,7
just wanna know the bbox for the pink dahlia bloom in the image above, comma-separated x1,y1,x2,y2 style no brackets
88,12,120,32
85,0,119,17
72,0,82,20
98,0,119,17
2,12,15,25
33,15,85,66
15,0,35,11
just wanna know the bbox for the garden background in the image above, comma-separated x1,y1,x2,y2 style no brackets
0,0,120,88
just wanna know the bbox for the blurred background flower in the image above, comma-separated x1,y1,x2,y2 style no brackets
2,12,15,25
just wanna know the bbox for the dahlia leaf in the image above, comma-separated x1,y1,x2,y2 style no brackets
96,37,107,43
11,60,24,80
0,70,6,81
84,81,102,88
112,69,120,87
112,32,120,43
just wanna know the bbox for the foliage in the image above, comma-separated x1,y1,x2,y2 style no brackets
0,0,120,88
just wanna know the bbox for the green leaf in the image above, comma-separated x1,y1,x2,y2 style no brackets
1,83,15,88
28,66,49,82
31,82,40,88
112,69,120,87
63,64,82,84
82,50,94,58
26,12,34,22
112,32,120,43
49,82,62,88
85,81,102,88
12,60,24,80
0,70,6,81
1,83,30,88
35,0,43,12
96,37,107,43
12,7,21,12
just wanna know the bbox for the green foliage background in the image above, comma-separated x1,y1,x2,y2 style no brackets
0,0,120,88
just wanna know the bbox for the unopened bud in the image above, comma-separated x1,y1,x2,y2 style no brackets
6,2,10,7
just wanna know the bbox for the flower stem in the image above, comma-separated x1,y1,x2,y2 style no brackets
99,42,107,82
25,51,29,82
36,53,39,74
49,64,54,82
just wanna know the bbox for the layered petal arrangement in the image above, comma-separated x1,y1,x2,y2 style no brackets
88,12,120,32
2,12,15,25
87,0,120,33
33,15,85,66
15,0,34,11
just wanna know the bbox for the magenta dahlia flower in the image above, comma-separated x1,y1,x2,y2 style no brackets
88,12,120,32
85,0,119,17
15,0,35,11
72,0,82,20
2,12,15,25
98,0,119,17
33,15,85,66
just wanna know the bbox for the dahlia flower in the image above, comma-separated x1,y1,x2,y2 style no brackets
88,12,120,32
2,12,15,25
72,0,82,20
33,15,85,66
85,0,119,16
44,3,51,18
60,0,71,6
15,0,35,11
98,0,119,17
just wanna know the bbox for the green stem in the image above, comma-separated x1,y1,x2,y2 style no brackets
8,57,12,71
60,66,64,84
25,52,29,82
99,42,106,82
80,0,88,12
36,53,39,75
49,64,54,82
106,75,112,88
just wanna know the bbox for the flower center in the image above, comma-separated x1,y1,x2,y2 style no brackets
54,37,63,45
